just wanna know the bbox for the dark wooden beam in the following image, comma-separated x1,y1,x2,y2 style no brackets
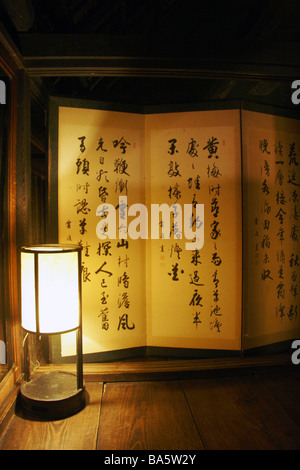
22,60,300,81
17,33,300,80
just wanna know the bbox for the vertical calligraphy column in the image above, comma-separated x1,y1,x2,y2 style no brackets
259,139,273,285
95,134,113,335
273,139,286,322
114,139,133,333
185,137,203,331
285,141,299,322
205,136,223,333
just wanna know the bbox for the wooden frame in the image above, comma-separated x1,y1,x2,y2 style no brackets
0,27,31,423
0,41,21,415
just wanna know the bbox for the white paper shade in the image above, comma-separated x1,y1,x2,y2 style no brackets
21,245,81,334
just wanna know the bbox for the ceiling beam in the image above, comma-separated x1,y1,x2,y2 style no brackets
22,58,300,81
17,33,300,80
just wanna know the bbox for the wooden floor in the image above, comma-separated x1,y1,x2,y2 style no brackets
0,365,300,450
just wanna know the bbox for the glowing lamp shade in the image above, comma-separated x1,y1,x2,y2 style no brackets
19,244,85,420
21,245,82,335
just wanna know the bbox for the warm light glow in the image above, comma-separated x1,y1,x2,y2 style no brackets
21,252,36,332
21,246,81,334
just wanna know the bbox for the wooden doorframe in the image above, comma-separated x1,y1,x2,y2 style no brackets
0,26,31,421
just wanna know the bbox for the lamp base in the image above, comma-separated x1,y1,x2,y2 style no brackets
19,371,85,420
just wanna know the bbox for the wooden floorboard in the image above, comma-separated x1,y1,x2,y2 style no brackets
0,382,103,450
181,373,300,450
97,381,204,450
1,368,299,450
259,370,300,426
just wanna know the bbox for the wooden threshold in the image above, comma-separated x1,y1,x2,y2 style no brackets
34,353,292,382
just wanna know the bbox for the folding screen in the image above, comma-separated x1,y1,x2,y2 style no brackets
242,108,300,351
48,98,299,360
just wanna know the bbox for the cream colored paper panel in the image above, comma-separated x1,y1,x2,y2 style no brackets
242,110,300,349
58,106,146,356
145,110,242,350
